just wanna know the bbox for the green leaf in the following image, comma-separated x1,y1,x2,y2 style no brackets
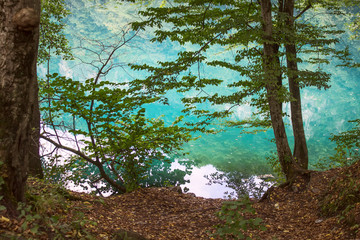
31,225,39,234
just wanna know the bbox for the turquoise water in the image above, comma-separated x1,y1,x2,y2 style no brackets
40,1,360,198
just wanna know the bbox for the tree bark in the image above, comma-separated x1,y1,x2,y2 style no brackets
0,0,40,203
282,0,309,169
29,98,43,179
260,0,297,180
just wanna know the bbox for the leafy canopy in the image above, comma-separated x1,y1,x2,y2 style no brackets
38,0,73,64
40,70,193,193
38,1,194,194
130,0,350,130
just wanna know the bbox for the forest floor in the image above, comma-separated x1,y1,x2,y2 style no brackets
1,161,360,240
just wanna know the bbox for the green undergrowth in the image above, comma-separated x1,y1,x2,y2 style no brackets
317,119,360,235
320,161,360,236
211,197,266,240
0,177,97,239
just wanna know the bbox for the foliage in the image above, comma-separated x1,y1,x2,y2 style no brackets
37,0,74,188
0,178,97,239
340,0,360,40
224,118,272,135
129,0,354,180
318,119,360,234
330,119,360,164
37,10,195,193
211,197,266,240
349,14,360,40
38,0,73,64
314,119,360,170
130,0,350,123
40,71,193,193
41,153,82,185
17,202,42,238
139,159,192,188
66,210,97,240
320,162,360,235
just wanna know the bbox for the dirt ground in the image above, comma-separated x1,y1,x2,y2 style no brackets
1,162,360,239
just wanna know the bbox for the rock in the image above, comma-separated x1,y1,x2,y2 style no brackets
315,219,323,224
258,174,275,180
112,229,148,240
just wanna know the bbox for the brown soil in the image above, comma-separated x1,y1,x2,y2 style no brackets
1,162,360,239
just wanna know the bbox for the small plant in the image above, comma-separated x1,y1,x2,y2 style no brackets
320,164,360,235
66,207,97,240
211,197,266,239
17,202,42,238
7,178,97,239
321,176,359,215
314,119,360,170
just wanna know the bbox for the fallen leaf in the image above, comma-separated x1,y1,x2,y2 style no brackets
0,216,10,222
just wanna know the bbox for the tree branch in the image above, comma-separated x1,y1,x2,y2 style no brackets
295,3,312,20
40,134,98,165
41,134,127,193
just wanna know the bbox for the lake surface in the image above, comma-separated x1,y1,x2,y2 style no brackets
39,0,360,198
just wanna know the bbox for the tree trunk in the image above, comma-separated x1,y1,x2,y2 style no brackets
260,0,297,181
0,1,40,203
29,98,43,179
283,0,309,169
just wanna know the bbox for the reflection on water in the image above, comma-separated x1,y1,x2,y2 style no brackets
172,162,273,199
176,164,233,199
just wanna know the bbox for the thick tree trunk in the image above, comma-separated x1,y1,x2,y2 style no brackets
260,0,297,181
283,0,309,169
0,1,40,203
29,98,43,179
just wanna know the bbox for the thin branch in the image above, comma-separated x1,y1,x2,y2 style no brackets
40,135,97,165
41,134,127,193
295,3,312,20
